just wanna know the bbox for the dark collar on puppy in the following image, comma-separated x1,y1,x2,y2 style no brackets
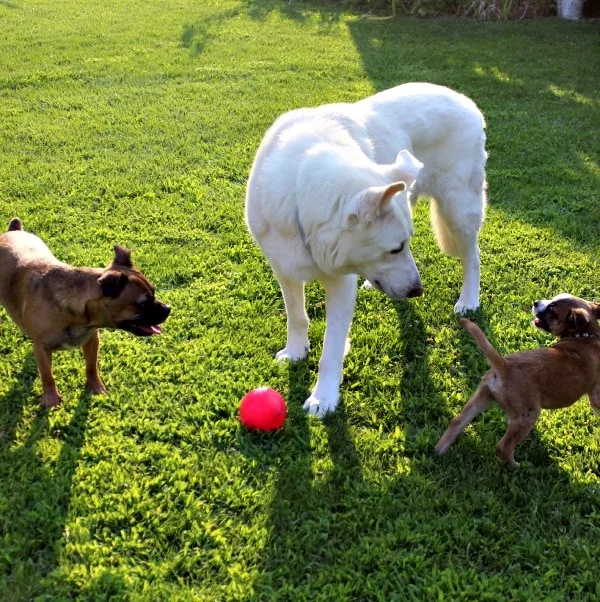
555,332,600,344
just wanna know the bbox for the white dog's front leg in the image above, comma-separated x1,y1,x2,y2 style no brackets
454,245,480,314
274,273,310,361
304,274,357,418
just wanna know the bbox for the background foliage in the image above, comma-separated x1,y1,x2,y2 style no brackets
298,0,556,19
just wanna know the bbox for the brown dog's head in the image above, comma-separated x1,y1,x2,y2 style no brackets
95,245,171,336
533,293,600,338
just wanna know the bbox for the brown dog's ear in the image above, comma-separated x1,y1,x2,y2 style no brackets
567,308,590,333
98,270,128,298
594,303,600,320
112,245,133,269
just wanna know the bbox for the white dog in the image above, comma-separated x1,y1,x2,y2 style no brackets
245,83,487,417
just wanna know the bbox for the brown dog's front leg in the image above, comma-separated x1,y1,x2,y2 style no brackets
589,384,600,416
33,340,61,408
83,330,106,394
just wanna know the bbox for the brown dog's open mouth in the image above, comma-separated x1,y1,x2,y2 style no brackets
119,321,164,337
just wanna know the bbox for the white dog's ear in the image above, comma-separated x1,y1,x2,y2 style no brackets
392,150,423,187
347,181,406,227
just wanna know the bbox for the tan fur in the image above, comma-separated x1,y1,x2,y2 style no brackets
435,295,600,466
0,219,170,408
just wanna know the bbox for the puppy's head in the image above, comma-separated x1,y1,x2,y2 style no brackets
532,293,600,338
95,245,171,336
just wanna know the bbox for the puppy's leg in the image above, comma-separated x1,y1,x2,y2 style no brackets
33,340,61,408
434,382,494,454
496,409,540,467
304,274,357,418
274,272,310,361
83,330,106,394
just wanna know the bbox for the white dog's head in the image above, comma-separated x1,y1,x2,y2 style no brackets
310,150,424,300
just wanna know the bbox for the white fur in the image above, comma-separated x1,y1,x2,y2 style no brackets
246,83,487,417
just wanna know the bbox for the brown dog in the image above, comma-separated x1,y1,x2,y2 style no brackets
0,218,171,408
435,294,600,466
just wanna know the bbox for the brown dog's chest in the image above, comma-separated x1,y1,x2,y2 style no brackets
48,326,95,351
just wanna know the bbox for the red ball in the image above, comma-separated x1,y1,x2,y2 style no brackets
240,387,287,431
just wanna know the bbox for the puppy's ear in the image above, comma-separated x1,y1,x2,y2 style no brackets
347,181,406,226
594,303,600,320
112,245,133,268
567,308,590,333
98,270,129,298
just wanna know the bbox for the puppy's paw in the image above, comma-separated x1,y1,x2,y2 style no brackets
41,392,62,409
303,393,339,418
275,345,309,362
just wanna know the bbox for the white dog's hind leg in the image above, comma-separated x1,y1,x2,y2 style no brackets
274,273,310,361
304,274,357,418
430,187,484,314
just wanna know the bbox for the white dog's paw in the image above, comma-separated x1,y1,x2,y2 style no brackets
344,337,351,357
361,280,376,291
303,393,339,418
275,345,309,361
454,296,480,314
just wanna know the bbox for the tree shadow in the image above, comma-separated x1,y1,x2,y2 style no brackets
345,15,599,249
0,390,93,599
239,0,342,29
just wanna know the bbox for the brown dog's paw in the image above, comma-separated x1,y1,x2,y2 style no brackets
41,392,62,408
86,377,107,395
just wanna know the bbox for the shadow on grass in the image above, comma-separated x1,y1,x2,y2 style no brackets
0,389,93,598
0,352,37,444
181,0,343,57
345,15,599,248
247,314,587,597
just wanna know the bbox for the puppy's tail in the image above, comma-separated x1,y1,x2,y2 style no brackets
460,318,507,375
8,218,23,231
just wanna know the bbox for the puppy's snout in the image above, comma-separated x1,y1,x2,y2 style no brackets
407,284,424,298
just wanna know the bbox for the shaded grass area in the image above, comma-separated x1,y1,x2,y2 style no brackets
0,0,599,599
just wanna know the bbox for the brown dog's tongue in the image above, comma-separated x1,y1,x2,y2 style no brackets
150,325,163,335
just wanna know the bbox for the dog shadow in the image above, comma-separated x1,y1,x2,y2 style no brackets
392,301,454,449
0,388,92,594
0,352,38,445
248,302,590,596
247,355,363,591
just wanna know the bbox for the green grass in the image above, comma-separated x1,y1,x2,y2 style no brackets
0,0,599,599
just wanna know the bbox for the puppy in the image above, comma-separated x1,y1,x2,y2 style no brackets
435,294,600,466
0,218,171,408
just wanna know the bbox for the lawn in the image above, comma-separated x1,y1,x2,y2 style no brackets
0,0,599,599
